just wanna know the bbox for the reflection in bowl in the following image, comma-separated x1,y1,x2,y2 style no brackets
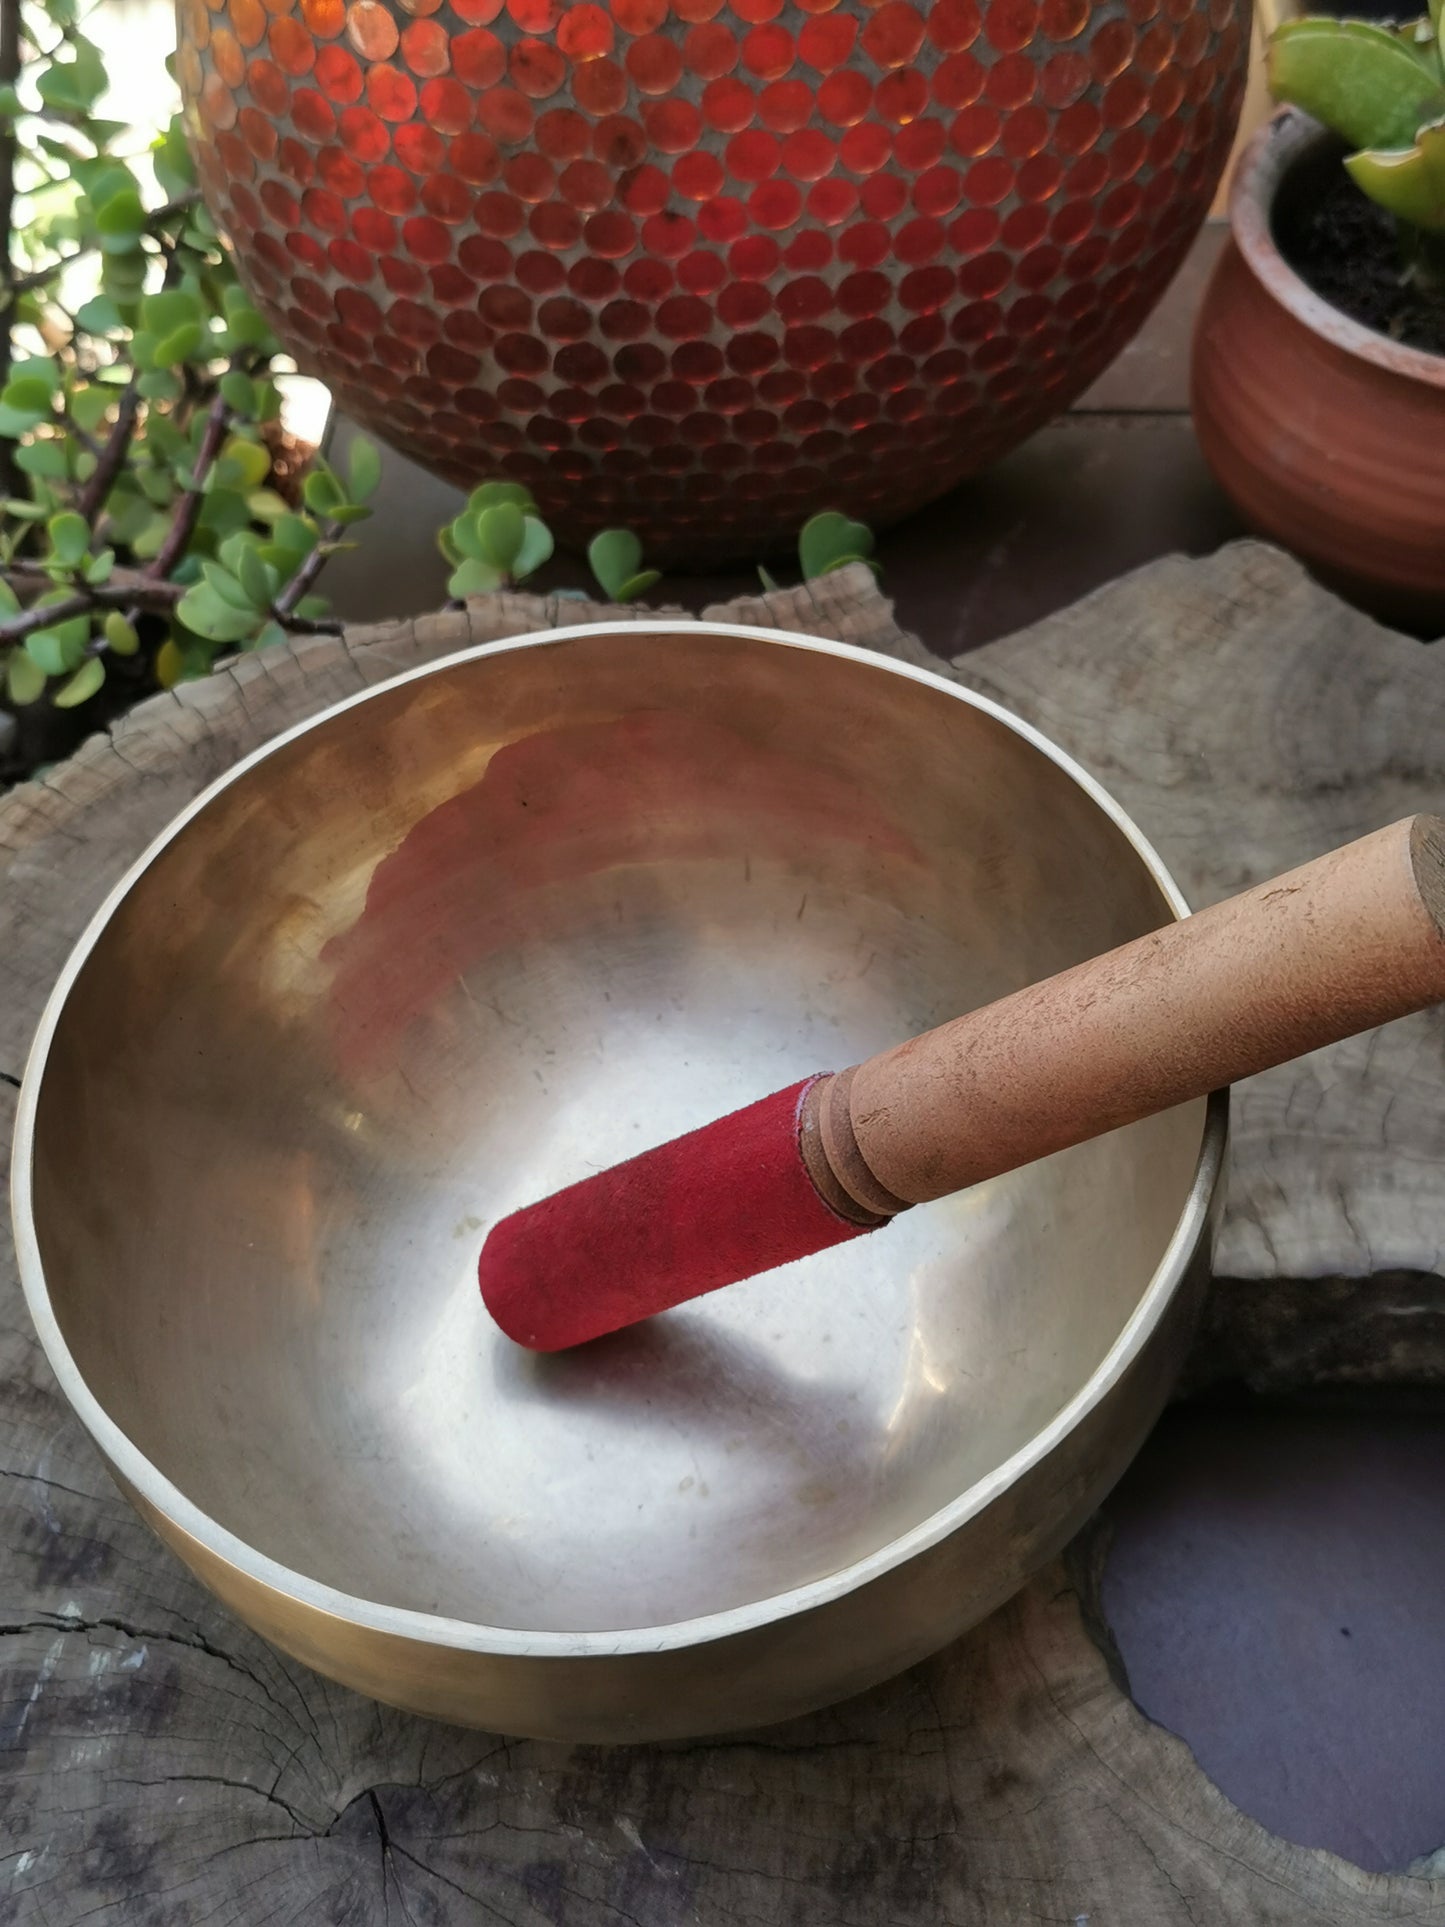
15,622,1223,1738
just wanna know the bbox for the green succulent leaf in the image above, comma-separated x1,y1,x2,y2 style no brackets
201,559,262,612
220,301,272,351
104,493,150,546
47,511,89,569
130,514,173,561
348,436,382,502
52,655,105,708
246,488,291,525
94,187,147,252
37,42,108,113
1348,119,1445,228
251,381,284,425
292,593,330,621
449,512,485,562
302,466,344,516
74,158,136,205
6,650,46,705
448,556,505,598
153,120,197,200
69,384,117,433
219,371,258,417
142,288,202,338
4,373,59,416
798,511,875,581
615,568,661,602
101,252,148,300
145,415,184,461
197,486,252,536
514,514,554,580
437,523,462,567
271,513,319,560
177,582,264,644
327,501,373,527
237,544,276,609
83,548,115,585
138,466,177,507
0,579,19,616
0,362,61,437
475,502,525,572
217,530,257,575
14,440,69,480
1268,19,1445,149
216,437,272,491
756,563,782,592
103,611,140,656
155,637,187,688
468,481,536,516
253,618,288,653
154,322,205,366
137,369,182,402
0,403,45,437
588,528,645,600
26,624,88,675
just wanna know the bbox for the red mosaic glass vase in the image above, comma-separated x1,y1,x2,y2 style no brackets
178,0,1248,561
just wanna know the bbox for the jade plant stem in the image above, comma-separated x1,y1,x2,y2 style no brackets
0,0,21,497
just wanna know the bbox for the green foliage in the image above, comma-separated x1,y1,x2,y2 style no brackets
1269,20,1445,153
798,511,877,579
1270,13,1445,264
588,528,660,603
0,0,383,732
441,484,554,598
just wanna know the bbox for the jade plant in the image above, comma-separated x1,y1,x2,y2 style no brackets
0,0,393,738
1270,7,1445,284
436,492,873,604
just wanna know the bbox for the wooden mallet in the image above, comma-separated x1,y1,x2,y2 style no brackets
479,815,1445,1351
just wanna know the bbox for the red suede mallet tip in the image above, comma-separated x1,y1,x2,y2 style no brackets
478,1076,871,1351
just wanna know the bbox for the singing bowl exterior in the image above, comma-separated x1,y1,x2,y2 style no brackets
14,624,1226,1741
176,0,1249,560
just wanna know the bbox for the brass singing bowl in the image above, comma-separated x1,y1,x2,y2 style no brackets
13,622,1225,1742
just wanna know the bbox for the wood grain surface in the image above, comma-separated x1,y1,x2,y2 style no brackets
3,543,1443,1924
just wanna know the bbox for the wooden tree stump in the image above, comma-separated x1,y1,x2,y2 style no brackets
3,542,1444,1924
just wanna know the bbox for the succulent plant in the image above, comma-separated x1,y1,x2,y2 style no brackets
587,528,660,605
1270,7,1445,279
0,0,389,744
756,512,878,594
439,482,555,600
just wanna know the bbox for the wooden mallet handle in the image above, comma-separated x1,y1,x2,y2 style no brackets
804,815,1445,1219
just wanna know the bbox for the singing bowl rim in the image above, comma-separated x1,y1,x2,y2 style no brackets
12,619,1228,1662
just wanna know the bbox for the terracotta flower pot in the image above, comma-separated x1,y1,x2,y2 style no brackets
181,0,1248,561
1193,111,1445,630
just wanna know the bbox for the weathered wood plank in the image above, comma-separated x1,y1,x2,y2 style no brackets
2,547,1442,1925
954,540,1445,1395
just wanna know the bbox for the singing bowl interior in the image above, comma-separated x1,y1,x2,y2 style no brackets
19,625,1208,1646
